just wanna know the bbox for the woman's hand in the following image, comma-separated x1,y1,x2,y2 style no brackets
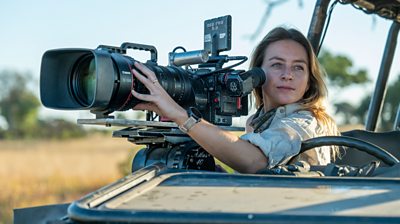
131,62,188,124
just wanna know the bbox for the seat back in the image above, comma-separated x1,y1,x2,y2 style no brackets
337,130,400,166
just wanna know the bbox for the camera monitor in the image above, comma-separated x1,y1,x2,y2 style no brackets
204,15,232,55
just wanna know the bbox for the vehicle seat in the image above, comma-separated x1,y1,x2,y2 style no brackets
337,129,400,166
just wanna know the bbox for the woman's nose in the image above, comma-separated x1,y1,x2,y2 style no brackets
281,67,293,80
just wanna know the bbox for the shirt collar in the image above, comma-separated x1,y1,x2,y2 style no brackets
275,103,303,116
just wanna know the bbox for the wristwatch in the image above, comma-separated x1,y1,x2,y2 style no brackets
179,107,202,133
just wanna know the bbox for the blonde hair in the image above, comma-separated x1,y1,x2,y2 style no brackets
250,27,339,159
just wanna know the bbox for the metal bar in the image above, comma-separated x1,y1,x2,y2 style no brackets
366,22,400,131
77,118,178,128
394,103,400,131
307,0,332,54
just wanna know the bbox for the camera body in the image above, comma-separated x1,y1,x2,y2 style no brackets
40,15,265,171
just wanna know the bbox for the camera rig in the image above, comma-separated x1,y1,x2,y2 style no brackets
78,118,243,172
40,15,265,172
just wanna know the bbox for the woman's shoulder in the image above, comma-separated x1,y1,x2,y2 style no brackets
276,104,339,138
272,105,318,137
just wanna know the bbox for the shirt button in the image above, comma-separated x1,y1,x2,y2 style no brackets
279,108,285,113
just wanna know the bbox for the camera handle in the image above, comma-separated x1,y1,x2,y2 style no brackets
120,42,158,63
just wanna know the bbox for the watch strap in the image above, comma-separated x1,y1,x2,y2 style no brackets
179,116,199,133
179,107,202,133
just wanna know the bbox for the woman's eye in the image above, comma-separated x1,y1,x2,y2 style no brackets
294,65,304,71
271,63,282,68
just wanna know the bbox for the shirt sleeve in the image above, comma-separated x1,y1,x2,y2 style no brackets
240,112,317,168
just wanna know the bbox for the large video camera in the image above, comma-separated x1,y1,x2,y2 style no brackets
40,15,265,172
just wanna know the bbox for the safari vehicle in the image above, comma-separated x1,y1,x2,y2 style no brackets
14,0,400,223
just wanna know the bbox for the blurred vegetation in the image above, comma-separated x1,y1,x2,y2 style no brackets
318,50,399,131
319,50,370,87
0,70,88,139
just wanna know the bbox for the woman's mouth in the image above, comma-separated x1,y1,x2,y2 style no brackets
277,86,295,91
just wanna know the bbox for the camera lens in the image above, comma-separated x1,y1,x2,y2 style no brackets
72,55,96,106
42,48,204,113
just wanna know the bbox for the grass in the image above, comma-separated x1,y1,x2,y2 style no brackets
0,133,139,224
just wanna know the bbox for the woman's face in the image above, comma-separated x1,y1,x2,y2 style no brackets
261,39,310,111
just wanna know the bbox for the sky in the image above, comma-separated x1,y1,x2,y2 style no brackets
0,0,399,125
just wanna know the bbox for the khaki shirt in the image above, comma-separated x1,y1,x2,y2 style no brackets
241,103,335,168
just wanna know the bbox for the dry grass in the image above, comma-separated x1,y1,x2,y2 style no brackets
0,133,140,224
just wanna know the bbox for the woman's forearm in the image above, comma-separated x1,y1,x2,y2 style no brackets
184,119,268,173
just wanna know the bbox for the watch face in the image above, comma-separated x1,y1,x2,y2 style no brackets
189,107,202,120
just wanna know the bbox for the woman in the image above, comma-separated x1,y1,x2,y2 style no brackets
131,27,339,174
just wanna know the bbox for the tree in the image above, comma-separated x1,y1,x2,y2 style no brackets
318,50,370,125
0,70,40,138
319,50,369,87
0,70,89,139
37,119,88,139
